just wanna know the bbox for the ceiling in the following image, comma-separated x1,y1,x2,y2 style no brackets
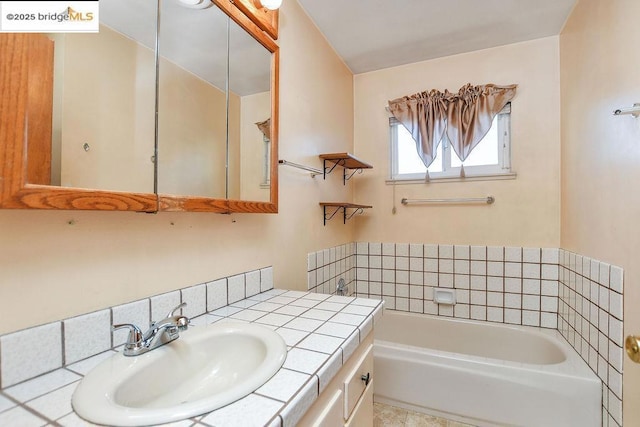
297,0,577,74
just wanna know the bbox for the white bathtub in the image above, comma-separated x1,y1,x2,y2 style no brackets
374,310,601,427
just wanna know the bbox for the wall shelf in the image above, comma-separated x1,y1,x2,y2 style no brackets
320,202,372,225
318,153,373,225
319,153,373,185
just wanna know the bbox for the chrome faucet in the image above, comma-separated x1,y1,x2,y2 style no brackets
113,302,190,357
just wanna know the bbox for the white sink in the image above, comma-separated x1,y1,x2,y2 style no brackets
72,322,287,426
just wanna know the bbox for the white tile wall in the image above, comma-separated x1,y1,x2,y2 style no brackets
181,284,207,318
150,291,181,322
348,243,559,329
227,274,246,304
63,310,111,365
206,279,227,311
307,243,355,295
559,250,624,427
111,299,150,346
0,322,63,387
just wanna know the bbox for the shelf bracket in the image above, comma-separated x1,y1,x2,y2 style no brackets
345,207,365,221
344,167,363,184
323,159,345,180
323,205,343,226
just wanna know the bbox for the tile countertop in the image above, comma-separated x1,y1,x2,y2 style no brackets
0,290,384,427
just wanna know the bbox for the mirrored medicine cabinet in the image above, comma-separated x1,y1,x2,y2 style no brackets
0,0,278,213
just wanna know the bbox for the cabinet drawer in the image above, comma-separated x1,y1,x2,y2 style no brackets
308,389,343,427
344,344,373,420
345,380,374,427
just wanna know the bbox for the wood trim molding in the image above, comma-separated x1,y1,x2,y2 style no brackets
0,33,158,212
230,0,279,40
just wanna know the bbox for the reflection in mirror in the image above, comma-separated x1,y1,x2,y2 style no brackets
228,15,272,203
38,0,157,193
157,0,230,199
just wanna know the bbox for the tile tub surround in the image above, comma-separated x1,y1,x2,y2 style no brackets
308,242,625,426
309,243,561,328
0,286,383,427
559,250,624,427
307,243,356,296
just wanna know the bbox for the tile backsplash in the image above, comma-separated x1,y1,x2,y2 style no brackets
0,266,274,389
308,242,625,427
310,243,560,329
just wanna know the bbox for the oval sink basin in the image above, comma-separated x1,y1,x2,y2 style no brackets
72,322,287,426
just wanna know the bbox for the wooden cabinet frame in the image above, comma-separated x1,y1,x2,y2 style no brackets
231,0,279,40
0,34,158,211
0,0,279,214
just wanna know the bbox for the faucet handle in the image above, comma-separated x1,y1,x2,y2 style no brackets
112,323,143,346
166,302,187,318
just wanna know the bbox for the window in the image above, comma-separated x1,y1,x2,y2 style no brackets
390,103,512,181
261,135,271,188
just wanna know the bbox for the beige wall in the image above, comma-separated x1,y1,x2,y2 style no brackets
0,0,354,336
559,0,640,424
59,26,155,193
239,91,271,202
353,37,562,247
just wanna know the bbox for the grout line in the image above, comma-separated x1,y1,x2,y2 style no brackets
60,321,66,368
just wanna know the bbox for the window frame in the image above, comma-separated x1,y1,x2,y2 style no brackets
389,103,513,182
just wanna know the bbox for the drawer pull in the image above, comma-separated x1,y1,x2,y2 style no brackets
360,373,371,386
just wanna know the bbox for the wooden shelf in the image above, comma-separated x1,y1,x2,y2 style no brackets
319,153,373,184
319,153,373,169
319,202,373,208
317,154,373,224
320,202,372,225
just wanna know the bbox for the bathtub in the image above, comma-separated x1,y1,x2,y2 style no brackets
374,310,601,427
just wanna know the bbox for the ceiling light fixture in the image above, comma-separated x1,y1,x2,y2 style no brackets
258,0,282,11
177,0,213,9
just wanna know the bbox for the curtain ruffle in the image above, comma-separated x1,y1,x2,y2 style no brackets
388,84,517,168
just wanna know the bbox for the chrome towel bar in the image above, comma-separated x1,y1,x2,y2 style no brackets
401,196,495,205
278,159,322,177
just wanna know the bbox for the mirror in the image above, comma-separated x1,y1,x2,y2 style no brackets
2,0,278,212
157,0,276,207
228,15,273,203
37,0,158,194
157,0,230,200
156,0,279,212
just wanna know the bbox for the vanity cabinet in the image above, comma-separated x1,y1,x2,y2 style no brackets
299,332,374,426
